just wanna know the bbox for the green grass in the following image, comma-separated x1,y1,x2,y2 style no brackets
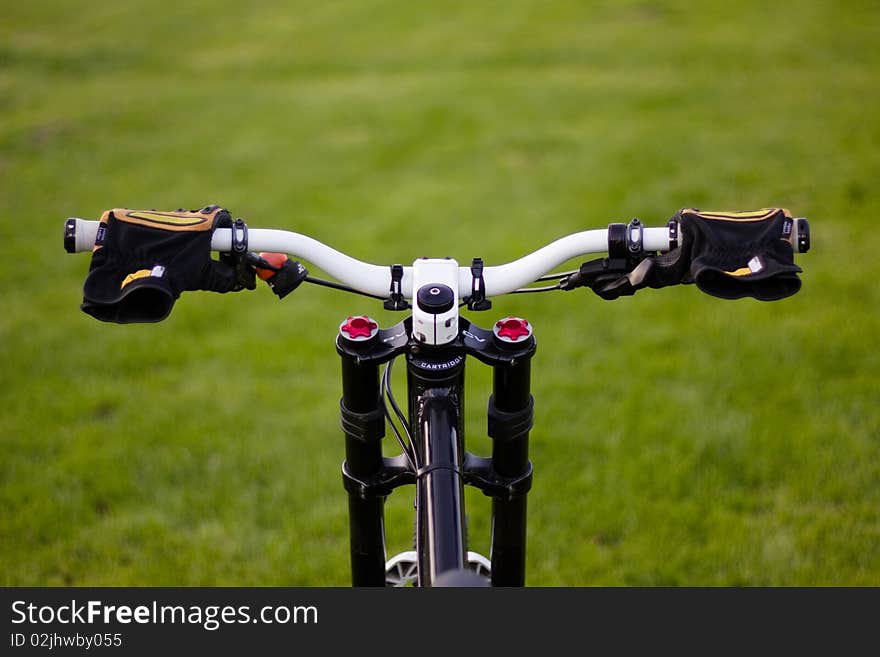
1,0,878,585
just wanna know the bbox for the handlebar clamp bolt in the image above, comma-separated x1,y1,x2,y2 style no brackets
339,315,379,342
493,317,532,344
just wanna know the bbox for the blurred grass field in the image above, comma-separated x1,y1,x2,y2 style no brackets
1,0,878,585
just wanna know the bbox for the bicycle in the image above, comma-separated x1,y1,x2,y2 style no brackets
64,206,810,586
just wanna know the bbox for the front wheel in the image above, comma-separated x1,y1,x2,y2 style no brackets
385,551,491,587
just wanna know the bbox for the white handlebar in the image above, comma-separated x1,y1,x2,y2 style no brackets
66,218,679,298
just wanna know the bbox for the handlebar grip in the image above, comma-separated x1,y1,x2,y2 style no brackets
64,218,101,253
793,218,810,253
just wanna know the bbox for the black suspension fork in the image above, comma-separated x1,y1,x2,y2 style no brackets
460,317,535,586
337,315,535,586
339,352,387,586
336,318,411,587
487,356,533,586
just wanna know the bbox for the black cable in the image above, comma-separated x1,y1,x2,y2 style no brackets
535,269,577,282
385,360,413,451
381,359,417,470
511,282,564,294
303,276,388,301
305,270,574,301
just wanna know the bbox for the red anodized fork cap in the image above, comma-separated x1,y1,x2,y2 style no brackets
493,317,532,343
339,315,379,341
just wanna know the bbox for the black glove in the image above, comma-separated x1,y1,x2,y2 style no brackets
81,205,254,323
572,208,802,301
676,208,802,300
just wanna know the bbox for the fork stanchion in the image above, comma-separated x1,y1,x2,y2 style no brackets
338,320,387,587
488,318,535,586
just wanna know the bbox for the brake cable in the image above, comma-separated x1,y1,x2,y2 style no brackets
381,358,418,471
303,276,389,301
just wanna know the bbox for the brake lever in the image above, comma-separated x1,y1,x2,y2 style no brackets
559,218,657,299
246,252,309,299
